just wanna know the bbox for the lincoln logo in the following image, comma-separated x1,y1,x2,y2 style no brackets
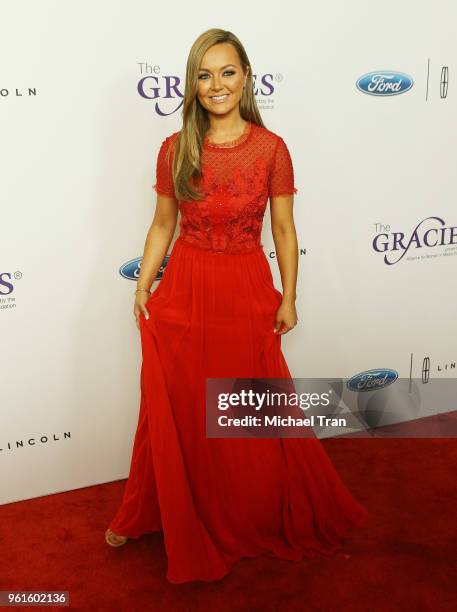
440,66,449,99
422,357,430,384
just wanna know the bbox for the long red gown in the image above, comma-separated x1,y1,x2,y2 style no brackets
108,120,369,584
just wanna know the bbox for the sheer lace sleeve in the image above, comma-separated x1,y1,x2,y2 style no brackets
153,136,176,198
268,136,298,198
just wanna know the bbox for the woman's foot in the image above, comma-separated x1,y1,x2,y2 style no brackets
105,528,128,547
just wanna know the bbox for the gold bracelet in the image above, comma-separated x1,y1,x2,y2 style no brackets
135,288,151,295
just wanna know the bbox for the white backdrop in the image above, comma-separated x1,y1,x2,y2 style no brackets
1,0,456,505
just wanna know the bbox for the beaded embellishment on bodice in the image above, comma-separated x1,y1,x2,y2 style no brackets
153,122,297,254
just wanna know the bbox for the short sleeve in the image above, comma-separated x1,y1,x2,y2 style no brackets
268,136,298,198
152,136,176,198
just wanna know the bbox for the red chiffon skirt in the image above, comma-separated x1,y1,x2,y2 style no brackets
108,236,369,584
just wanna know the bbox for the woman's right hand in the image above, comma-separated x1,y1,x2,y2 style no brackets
134,291,151,330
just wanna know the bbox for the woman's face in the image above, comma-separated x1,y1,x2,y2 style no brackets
197,43,248,118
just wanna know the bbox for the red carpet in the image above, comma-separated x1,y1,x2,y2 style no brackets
1,438,456,611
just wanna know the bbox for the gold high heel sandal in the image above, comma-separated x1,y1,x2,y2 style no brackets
105,528,128,547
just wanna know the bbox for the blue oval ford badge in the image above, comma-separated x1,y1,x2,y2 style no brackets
356,71,413,96
346,368,398,392
119,255,169,282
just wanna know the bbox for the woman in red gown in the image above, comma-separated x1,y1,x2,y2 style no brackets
105,28,369,584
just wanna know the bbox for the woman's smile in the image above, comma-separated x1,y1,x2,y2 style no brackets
209,94,230,103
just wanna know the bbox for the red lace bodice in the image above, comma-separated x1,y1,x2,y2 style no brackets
153,121,298,254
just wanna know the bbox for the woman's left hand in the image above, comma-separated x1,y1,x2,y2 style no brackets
273,297,298,335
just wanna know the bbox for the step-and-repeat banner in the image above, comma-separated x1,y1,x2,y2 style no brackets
1,1,455,504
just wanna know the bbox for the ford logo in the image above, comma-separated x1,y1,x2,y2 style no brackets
356,71,413,96
346,368,398,392
119,255,169,282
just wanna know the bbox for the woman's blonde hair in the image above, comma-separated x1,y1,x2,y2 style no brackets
169,28,265,201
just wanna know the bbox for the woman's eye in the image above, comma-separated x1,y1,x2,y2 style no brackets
198,71,236,79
